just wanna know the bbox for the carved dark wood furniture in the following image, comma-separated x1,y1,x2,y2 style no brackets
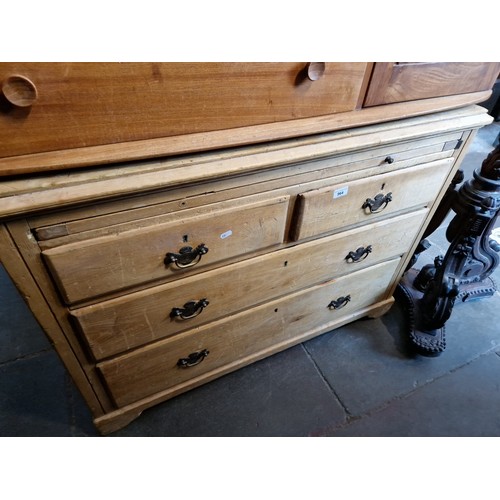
397,144,500,356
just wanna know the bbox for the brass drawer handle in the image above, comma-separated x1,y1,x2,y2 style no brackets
177,349,210,368
328,295,351,310
345,245,372,263
165,243,209,269
2,75,38,108
362,192,392,214
171,299,209,320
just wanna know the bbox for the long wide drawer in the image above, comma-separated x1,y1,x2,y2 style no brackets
42,195,289,304
97,258,400,408
72,209,427,360
0,62,368,160
292,157,454,240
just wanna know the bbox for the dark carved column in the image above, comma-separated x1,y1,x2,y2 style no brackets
396,144,500,356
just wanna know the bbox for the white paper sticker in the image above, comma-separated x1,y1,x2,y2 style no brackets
333,186,349,199
220,230,233,239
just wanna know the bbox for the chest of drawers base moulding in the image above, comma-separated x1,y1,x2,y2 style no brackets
0,105,493,435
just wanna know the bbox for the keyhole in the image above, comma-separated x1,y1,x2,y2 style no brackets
182,235,189,243
381,183,386,190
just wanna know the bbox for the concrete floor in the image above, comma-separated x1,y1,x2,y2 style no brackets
1,121,499,437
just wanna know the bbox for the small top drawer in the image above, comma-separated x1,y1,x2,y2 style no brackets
0,62,368,160
292,158,454,241
42,195,289,305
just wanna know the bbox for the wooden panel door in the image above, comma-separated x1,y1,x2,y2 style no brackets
364,62,500,106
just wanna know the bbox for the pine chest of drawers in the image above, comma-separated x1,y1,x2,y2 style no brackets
0,63,496,433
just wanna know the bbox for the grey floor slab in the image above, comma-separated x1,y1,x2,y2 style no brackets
303,288,500,419
325,351,500,436
111,344,347,437
66,381,100,437
0,265,51,363
0,351,73,436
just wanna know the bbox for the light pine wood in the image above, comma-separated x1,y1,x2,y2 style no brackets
30,129,462,241
97,258,400,407
0,106,491,220
383,128,481,299
43,196,289,304
93,297,395,435
292,158,454,240
0,95,493,434
30,132,462,249
364,62,500,107
32,141,461,250
25,131,461,313
0,90,492,177
72,210,427,360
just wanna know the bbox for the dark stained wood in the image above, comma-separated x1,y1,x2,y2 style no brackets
364,62,500,106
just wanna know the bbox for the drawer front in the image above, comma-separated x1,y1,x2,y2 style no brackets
97,258,400,408
73,209,427,360
292,158,454,240
0,62,368,159
30,129,462,245
364,62,500,107
43,196,289,304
